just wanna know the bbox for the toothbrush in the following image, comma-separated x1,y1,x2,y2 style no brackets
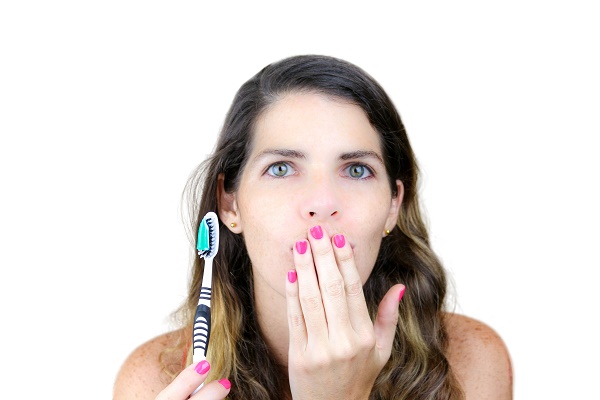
192,211,219,392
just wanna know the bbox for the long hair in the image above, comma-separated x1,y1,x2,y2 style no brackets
173,55,464,399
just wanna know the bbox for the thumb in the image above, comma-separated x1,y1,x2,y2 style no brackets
373,284,406,362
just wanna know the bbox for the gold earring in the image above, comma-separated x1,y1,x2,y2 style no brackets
385,229,391,235
230,222,237,228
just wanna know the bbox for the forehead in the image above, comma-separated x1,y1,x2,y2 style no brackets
252,92,382,153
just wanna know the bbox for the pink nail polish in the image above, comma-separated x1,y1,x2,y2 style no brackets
195,360,210,375
287,270,297,283
218,378,232,389
296,240,307,254
310,225,323,239
333,234,345,248
398,286,406,302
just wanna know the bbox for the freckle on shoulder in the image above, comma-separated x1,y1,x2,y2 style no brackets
444,313,513,399
113,329,188,399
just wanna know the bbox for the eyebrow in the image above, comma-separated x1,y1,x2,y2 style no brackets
252,148,384,165
339,150,384,164
252,149,307,163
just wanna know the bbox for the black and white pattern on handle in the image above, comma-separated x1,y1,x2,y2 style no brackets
193,300,212,357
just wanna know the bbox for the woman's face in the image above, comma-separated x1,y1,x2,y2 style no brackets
221,92,402,301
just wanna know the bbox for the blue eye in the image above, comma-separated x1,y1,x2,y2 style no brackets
268,162,294,177
347,164,372,179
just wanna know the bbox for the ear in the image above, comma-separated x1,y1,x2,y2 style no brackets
217,173,242,233
384,180,404,236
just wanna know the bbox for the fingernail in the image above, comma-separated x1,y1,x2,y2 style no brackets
333,234,345,248
195,360,210,375
398,286,406,302
287,270,297,283
295,240,307,254
310,225,323,239
218,378,232,389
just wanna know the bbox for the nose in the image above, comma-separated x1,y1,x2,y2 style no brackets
301,174,342,221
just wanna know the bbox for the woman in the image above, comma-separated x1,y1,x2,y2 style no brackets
114,55,512,399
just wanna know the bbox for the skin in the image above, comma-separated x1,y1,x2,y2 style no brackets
223,93,404,399
221,92,403,371
113,92,513,400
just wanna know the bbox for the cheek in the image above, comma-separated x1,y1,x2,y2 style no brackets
354,234,383,284
238,192,290,240
237,193,295,276
348,201,389,282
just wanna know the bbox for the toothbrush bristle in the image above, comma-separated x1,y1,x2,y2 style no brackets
196,219,209,252
198,212,219,259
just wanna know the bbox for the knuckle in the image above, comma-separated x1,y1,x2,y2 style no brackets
336,248,354,263
310,352,331,369
324,279,345,298
293,361,310,374
379,309,400,325
331,340,356,361
360,332,376,350
344,280,363,297
289,312,305,329
313,243,333,257
295,259,312,271
301,294,323,312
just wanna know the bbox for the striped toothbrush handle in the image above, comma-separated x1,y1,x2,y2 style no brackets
193,286,212,361
191,284,211,395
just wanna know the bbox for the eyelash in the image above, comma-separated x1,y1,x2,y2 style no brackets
344,163,375,179
265,161,375,180
266,162,296,178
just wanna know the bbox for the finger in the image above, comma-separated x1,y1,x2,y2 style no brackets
306,225,351,334
373,284,406,363
286,269,308,350
190,378,232,400
156,360,211,400
331,233,372,334
293,238,328,340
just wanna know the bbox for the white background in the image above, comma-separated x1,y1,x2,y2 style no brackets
1,1,598,399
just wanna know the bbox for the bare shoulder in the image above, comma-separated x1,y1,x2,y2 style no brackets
113,328,188,400
444,313,513,400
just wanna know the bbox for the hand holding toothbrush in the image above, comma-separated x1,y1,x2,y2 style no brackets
286,226,406,400
154,360,231,400
154,212,230,400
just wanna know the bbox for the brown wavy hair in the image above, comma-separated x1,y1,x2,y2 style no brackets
171,55,464,399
